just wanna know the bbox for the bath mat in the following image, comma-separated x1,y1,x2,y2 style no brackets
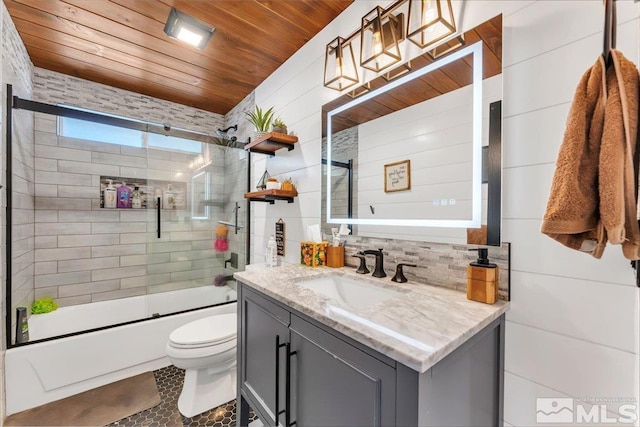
5,371,161,426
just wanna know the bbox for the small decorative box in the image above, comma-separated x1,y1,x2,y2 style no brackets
300,241,328,267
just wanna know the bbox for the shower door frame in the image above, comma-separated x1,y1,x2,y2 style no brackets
5,83,251,348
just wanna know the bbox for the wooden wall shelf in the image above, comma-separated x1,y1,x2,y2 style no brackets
245,132,298,156
245,189,298,204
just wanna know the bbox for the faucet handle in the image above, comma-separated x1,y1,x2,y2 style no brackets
351,254,370,274
391,263,417,283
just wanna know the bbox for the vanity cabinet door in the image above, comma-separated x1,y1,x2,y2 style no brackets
289,315,396,427
240,287,290,426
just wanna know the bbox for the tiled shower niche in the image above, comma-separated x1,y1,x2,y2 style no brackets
99,176,188,210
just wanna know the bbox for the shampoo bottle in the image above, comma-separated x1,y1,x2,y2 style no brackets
117,182,132,208
466,248,498,304
131,185,142,209
163,184,175,209
103,179,117,208
266,235,277,268
15,307,29,344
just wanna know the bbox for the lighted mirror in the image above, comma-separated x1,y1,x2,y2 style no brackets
322,15,502,245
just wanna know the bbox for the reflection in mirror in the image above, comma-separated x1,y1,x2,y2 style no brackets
191,171,210,219
321,15,502,245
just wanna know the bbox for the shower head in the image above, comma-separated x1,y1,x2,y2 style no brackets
215,124,238,137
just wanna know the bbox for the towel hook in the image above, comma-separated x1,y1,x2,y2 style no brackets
603,0,617,65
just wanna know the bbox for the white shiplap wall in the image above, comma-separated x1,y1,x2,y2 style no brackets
252,1,640,425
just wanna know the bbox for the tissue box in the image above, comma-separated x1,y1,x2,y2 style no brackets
300,241,328,267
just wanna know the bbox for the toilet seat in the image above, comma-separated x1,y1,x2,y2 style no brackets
169,313,236,349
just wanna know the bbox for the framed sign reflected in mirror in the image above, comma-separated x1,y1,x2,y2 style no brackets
384,160,411,192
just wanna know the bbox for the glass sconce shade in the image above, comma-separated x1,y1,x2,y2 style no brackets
324,37,359,91
360,7,403,73
406,0,456,49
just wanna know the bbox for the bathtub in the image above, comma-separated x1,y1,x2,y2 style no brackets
5,285,237,415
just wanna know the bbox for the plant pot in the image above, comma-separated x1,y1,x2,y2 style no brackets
272,126,288,135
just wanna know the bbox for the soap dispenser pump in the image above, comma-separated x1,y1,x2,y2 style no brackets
103,179,117,208
466,248,498,304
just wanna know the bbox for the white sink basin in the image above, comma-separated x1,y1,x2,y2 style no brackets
297,275,404,309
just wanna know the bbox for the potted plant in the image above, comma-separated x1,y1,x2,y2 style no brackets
272,117,288,134
246,105,274,141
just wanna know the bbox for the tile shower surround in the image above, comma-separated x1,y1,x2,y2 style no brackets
32,113,228,307
344,236,510,300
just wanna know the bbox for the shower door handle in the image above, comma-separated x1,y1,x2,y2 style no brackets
156,197,161,238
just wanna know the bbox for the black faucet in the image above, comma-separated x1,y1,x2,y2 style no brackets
351,254,370,274
360,249,386,278
391,263,417,283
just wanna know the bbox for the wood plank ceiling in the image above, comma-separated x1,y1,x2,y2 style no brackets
5,0,353,115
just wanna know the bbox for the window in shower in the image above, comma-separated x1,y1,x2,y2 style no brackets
57,106,203,154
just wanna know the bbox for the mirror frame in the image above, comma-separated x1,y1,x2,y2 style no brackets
325,41,484,228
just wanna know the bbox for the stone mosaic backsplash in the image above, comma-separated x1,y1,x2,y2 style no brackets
344,236,510,301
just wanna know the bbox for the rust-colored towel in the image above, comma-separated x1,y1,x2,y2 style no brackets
542,50,640,259
605,50,640,259
541,56,607,257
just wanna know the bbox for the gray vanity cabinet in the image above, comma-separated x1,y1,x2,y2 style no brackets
237,282,505,427
289,314,396,426
239,287,290,425
239,286,396,427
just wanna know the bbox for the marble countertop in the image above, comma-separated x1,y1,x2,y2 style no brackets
234,265,509,373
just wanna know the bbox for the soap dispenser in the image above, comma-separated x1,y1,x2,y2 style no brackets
163,184,175,210
466,248,498,304
103,179,117,208
117,182,132,208
131,185,142,209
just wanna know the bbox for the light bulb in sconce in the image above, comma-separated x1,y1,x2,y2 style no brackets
372,29,383,56
423,0,437,32
334,55,343,79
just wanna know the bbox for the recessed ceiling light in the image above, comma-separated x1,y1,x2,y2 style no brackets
164,8,214,50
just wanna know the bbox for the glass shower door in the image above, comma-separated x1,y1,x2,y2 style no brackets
145,138,244,317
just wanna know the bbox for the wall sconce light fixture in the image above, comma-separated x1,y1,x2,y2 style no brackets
323,0,458,92
406,0,456,49
360,7,404,73
324,37,360,91
164,8,215,50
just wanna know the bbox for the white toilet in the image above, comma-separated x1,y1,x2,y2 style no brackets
166,313,237,417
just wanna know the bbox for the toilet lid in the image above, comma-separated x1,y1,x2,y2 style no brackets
169,313,237,347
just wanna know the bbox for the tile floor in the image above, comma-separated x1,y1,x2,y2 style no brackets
107,365,256,427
